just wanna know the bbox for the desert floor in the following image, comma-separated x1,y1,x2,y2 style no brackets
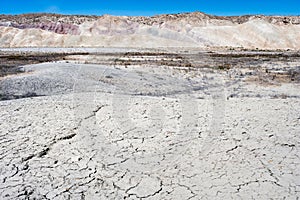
0,47,299,199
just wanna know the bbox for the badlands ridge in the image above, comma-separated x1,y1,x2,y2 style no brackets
0,12,300,49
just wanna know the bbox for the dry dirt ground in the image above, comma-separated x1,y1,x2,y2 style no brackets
0,48,299,199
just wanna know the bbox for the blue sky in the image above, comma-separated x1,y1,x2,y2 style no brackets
0,0,299,16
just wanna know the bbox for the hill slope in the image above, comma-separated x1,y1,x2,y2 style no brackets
0,12,299,49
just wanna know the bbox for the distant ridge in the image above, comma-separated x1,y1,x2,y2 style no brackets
0,12,299,49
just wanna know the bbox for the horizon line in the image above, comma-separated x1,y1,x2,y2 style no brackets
1,11,299,17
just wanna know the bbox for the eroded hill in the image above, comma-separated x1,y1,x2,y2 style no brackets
0,12,300,49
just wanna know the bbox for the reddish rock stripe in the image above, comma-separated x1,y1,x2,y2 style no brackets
0,22,80,35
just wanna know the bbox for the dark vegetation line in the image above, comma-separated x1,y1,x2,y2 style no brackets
0,52,89,77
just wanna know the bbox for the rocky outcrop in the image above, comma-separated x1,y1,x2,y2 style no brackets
0,12,299,49
1,12,299,28
0,13,97,25
0,13,96,35
0,21,80,35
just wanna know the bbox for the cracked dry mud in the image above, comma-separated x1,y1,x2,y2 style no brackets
0,48,300,199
